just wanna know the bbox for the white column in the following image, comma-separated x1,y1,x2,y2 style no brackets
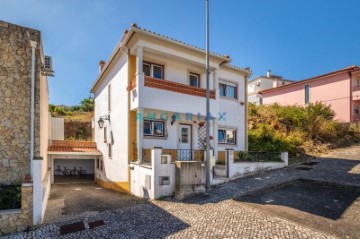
29,40,37,178
137,108,144,163
32,157,43,225
136,46,143,75
136,46,144,107
281,152,289,166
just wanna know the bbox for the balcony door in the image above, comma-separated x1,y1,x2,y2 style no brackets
178,124,192,160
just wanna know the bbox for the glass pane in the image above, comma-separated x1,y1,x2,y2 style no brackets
143,63,151,76
181,128,189,143
226,130,235,144
305,85,310,103
219,84,226,97
153,65,163,79
144,121,151,135
189,74,199,87
153,122,164,136
218,130,226,143
227,86,236,98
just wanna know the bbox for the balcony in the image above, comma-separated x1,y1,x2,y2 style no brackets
127,76,216,99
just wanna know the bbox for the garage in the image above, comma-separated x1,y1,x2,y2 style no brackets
48,140,102,184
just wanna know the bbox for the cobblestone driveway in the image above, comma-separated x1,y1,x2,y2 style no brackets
2,145,360,239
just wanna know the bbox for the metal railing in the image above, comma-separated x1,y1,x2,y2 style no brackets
234,151,282,162
0,185,21,210
163,149,204,162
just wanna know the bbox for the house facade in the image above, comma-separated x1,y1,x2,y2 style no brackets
248,70,293,105
260,65,360,123
0,20,53,234
90,24,251,193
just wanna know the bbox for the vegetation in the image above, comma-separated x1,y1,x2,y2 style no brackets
49,97,94,119
248,103,360,162
0,185,21,210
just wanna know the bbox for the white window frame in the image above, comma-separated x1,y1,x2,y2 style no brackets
144,119,165,137
143,62,164,79
189,72,200,88
219,81,238,99
218,128,237,145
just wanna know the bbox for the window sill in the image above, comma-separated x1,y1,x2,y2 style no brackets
144,135,168,140
220,96,239,103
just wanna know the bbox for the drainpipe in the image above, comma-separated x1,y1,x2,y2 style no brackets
244,74,249,151
348,71,353,123
29,40,37,178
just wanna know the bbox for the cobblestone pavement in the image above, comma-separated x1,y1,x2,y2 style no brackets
2,145,360,239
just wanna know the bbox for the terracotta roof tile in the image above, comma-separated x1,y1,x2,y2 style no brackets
48,140,101,154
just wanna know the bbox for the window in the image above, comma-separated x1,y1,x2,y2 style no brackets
144,119,165,137
304,85,310,104
96,159,100,169
108,144,112,158
143,62,164,79
104,126,107,143
354,106,360,115
108,84,111,112
218,128,236,144
189,73,200,87
356,79,360,87
282,81,286,86
219,82,237,99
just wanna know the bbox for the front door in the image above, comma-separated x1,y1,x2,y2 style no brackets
178,124,192,160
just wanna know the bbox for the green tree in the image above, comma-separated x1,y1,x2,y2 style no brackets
80,98,94,112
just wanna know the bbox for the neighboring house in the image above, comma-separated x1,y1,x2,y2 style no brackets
0,20,54,234
90,24,252,195
248,70,294,104
259,65,360,123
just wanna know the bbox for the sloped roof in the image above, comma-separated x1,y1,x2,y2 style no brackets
48,140,101,155
259,65,360,94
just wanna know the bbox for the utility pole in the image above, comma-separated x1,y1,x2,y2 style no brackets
205,0,211,188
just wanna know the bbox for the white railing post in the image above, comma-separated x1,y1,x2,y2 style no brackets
281,152,289,166
32,157,43,225
225,149,234,178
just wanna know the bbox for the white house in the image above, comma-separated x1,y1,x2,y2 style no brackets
248,70,293,105
90,23,252,196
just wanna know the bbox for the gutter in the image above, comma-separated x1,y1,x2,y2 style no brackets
29,40,37,178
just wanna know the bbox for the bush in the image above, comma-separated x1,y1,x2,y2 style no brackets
0,185,21,210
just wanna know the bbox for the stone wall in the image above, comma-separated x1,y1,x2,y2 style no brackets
0,20,42,184
0,184,33,235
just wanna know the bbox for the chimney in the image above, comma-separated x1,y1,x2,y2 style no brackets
99,60,105,73
266,70,271,78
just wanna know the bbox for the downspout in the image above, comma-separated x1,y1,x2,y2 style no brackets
244,74,249,151
348,71,353,123
29,40,37,178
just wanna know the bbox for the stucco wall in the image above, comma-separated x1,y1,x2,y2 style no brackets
0,21,46,184
262,72,351,122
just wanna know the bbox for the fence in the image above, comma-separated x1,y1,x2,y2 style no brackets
141,148,204,164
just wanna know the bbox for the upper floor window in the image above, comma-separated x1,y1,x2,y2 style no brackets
189,73,200,88
354,106,360,115
144,119,165,137
218,128,236,144
220,81,237,99
356,79,360,87
304,85,310,104
143,62,164,79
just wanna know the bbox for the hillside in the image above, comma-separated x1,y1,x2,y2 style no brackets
248,103,360,163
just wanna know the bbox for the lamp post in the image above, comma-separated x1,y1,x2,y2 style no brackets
205,0,211,188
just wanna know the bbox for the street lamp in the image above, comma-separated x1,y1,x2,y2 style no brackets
205,0,211,189
98,114,110,129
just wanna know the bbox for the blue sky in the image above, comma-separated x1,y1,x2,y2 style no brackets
1,0,359,105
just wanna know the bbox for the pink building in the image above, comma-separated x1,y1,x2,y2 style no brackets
259,65,360,123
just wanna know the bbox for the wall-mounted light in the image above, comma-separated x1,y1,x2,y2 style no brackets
98,114,110,128
171,114,177,125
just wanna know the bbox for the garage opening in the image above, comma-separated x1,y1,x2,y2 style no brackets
54,159,95,183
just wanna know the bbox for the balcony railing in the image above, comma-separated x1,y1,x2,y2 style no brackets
144,76,216,99
141,148,204,164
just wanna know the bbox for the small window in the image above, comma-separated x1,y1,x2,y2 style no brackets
104,126,107,143
189,73,200,88
218,128,236,144
354,106,360,115
282,81,286,86
219,82,237,99
304,85,310,104
356,79,360,87
108,144,112,158
144,119,165,137
96,159,100,169
143,62,164,79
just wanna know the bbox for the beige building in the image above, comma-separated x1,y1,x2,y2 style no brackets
0,20,53,234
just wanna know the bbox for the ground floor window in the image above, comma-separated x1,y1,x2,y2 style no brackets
144,119,165,137
354,106,360,115
218,128,236,144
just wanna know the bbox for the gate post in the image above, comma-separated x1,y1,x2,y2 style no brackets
225,149,234,178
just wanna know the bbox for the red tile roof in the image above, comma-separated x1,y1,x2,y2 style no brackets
48,140,101,154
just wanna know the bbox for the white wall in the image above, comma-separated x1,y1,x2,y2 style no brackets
94,53,129,183
49,116,64,140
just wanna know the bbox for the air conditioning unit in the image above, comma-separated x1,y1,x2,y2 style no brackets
42,56,55,76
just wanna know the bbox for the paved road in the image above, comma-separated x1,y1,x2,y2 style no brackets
2,145,360,239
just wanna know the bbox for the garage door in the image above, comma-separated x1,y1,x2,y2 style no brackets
54,159,95,183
